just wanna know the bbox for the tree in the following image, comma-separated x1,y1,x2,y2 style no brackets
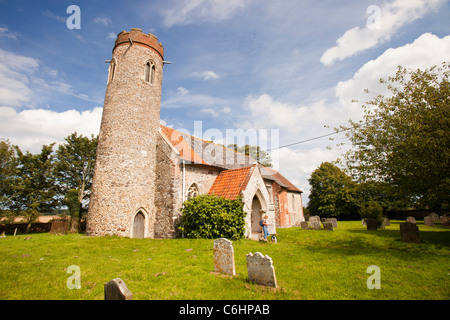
0,139,18,222
227,144,273,167
11,144,57,231
307,162,359,219
338,63,450,210
54,132,98,232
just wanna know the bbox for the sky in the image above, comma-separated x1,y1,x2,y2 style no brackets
0,0,449,204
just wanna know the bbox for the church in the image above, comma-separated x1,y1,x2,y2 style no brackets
86,28,304,240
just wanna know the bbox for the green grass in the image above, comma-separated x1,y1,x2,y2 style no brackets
0,221,449,300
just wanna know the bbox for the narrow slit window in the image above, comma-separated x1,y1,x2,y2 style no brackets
151,64,155,84
144,62,150,82
108,59,116,83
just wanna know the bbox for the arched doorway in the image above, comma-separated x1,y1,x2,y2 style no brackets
133,212,145,239
251,195,262,234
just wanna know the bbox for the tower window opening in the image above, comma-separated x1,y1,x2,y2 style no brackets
108,59,116,84
145,61,156,84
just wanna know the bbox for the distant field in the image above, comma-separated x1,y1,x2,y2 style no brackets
0,221,448,300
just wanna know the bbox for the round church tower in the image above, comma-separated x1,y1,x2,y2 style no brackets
87,28,164,238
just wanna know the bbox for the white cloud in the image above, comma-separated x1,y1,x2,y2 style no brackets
107,32,117,40
94,16,113,27
336,33,450,110
0,26,20,39
320,0,444,65
0,107,103,153
177,87,189,96
161,0,253,27
0,48,39,107
192,70,219,80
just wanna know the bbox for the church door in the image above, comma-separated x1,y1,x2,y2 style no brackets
251,196,262,233
133,212,145,239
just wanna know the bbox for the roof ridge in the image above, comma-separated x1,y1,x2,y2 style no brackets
160,124,256,161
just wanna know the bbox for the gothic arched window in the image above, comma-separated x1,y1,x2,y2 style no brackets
187,183,199,201
144,60,156,84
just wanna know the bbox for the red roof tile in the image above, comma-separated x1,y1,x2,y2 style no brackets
208,165,256,200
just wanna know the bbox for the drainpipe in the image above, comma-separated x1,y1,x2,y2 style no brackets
182,160,186,203
181,160,186,238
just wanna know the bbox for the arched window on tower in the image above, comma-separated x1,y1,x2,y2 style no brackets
186,183,199,201
144,60,156,84
108,58,116,84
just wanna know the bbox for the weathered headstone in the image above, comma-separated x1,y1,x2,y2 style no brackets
104,278,133,300
213,238,236,276
382,218,390,227
406,216,416,224
366,218,378,230
322,221,333,231
362,219,367,226
308,216,321,230
400,221,421,243
328,218,338,228
424,216,434,227
300,221,309,230
246,252,277,288
430,212,439,223
441,214,450,227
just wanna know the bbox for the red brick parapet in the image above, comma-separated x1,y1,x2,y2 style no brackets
114,28,164,59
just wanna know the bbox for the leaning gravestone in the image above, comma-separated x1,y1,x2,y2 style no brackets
406,216,416,224
213,238,236,276
322,221,333,231
104,278,133,300
366,218,378,230
246,252,277,288
400,222,421,243
309,216,321,230
424,216,434,227
327,218,338,228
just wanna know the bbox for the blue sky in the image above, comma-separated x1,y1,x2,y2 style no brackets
1,0,449,201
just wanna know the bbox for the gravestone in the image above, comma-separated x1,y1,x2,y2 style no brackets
50,218,70,235
246,252,277,288
300,221,309,230
406,216,416,224
104,278,133,300
308,216,321,230
400,222,421,243
213,238,236,276
366,218,378,230
382,218,390,227
430,212,439,223
441,214,450,227
424,216,434,227
322,221,333,231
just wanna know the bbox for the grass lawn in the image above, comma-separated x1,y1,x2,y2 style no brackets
0,220,449,300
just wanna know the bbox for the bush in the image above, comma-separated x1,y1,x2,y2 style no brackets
179,194,246,240
359,201,384,227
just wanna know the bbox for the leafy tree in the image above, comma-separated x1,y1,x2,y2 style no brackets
11,144,57,231
359,201,384,228
54,132,98,232
307,162,359,219
227,144,273,167
179,194,246,240
337,63,450,210
0,139,18,222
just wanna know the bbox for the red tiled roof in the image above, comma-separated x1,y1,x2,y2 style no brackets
160,125,207,165
260,166,302,193
208,165,256,200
